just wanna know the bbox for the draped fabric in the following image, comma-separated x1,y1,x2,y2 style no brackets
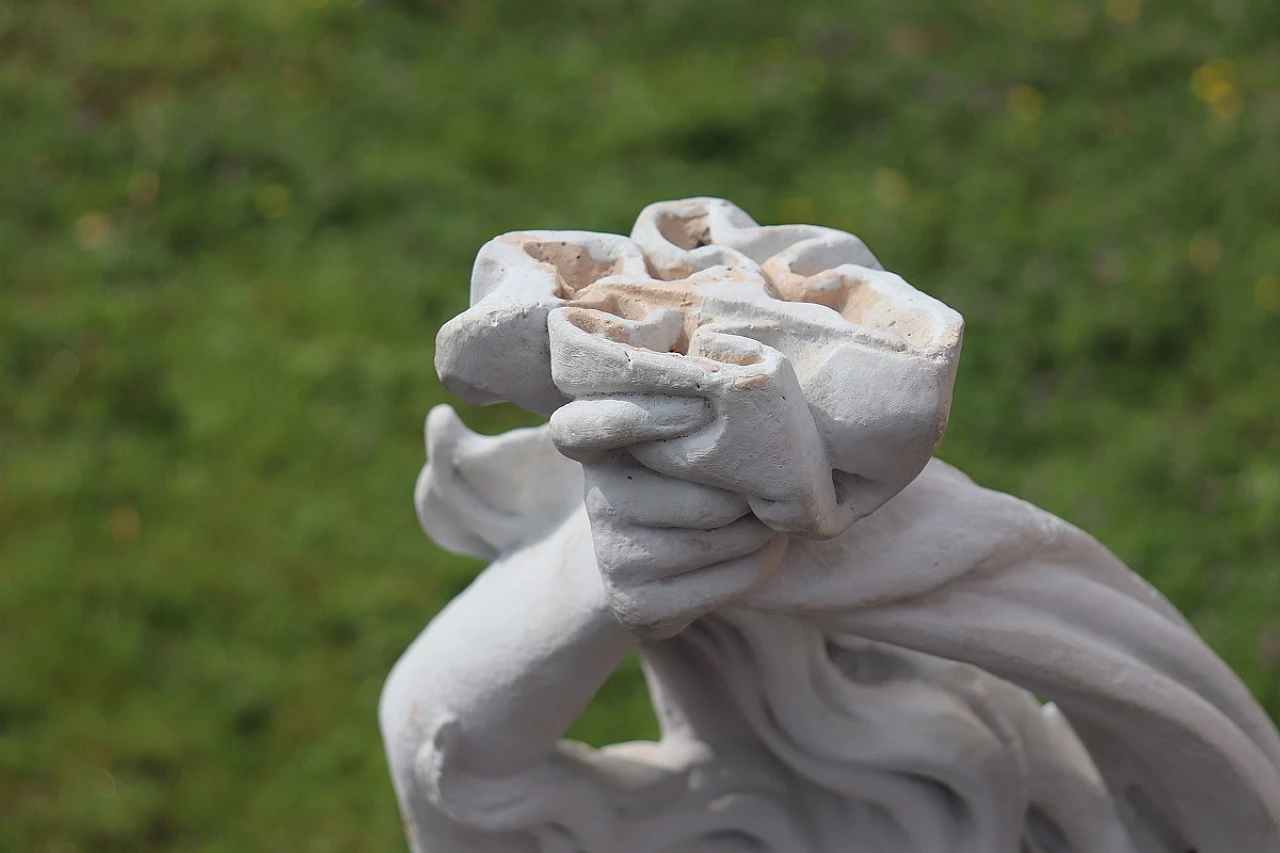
403,197,1280,849
406,422,1280,852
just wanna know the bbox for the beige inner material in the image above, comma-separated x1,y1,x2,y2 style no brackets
518,239,629,298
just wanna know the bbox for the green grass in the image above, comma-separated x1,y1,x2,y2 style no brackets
2,0,1278,849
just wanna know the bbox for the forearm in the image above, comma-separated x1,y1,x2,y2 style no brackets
380,509,637,842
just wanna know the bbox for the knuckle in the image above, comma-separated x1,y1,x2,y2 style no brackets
592,526,665,578
604,584,679,638
583,486,620,520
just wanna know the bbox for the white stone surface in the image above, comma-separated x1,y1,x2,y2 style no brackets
382,198,1280,852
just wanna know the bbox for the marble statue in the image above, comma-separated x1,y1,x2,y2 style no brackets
379,198,1280,852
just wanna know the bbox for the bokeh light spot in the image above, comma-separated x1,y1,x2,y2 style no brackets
257,184,292,219
1007,85,1044,123
872,169,910,210
1256,275,1280,313
75,213,112,249
109,504,142,546
1105,0,1142,23
1191,60,1242,120
779,195,817,224
1187,232,1221,274
128,170,160,206
888,25,926,60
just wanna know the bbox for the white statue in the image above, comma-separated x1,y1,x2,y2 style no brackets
379,198,1280,852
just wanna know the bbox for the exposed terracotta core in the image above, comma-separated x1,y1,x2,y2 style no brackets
656,210,711,251
519,240,629,298
567,280,704,356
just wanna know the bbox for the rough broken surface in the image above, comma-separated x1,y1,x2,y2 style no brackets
436,197,963,523
384,199,1280,852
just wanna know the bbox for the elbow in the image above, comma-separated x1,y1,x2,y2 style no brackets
379,647,449,787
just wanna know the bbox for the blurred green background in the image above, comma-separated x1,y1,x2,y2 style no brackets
2,0,1278,849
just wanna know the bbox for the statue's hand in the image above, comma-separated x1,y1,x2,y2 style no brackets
550,396,788,639
548,311,856,540
545,317,858,638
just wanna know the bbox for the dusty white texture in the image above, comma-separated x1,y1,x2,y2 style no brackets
382,198,1280,853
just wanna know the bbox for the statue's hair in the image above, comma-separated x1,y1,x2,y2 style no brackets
413,414,1128,850
479,608,1129,853
413,415,1280,852
661,610,1130,852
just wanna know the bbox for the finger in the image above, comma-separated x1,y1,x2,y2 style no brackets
549,395,709,461
607,535,789,640
592,515,778,583
627,428,737,493
584,458,750,530
548,307,726,397
687,325,775,368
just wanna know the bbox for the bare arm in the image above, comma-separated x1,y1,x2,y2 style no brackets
379,508,639,852
382,406,642,851
380,405,784,851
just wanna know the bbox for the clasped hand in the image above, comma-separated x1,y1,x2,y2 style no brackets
548,316,852,639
